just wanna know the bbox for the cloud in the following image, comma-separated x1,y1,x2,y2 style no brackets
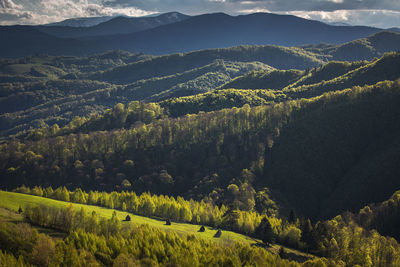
0,0,22,9
0,0,399,28
0,0,35,25
104,0,400,12
283,9,400,28
0,0,155,25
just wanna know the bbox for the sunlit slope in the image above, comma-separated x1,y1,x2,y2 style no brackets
0,190,257,245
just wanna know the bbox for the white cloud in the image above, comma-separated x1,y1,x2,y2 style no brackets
328,0,344,4
0,0,155,25
238,8,270,13
283,9,400,28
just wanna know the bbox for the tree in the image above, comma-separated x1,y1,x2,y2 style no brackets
31,234,55,267
278,247,286,259
289,209,296,223
72,188,86,204
256,217,275,245
121,179,132,189
301,219,314,250
113,253,138,267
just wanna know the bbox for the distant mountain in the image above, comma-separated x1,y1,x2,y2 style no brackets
328,22,352,27
37,12,190,38
46,16,116,27
0,12,399,58
90,12,384,55
387,27,400,33
0,26,91,58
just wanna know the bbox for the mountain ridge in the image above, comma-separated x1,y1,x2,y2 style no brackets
37,12,190,38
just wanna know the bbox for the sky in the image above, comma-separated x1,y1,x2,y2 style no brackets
0,0,399,28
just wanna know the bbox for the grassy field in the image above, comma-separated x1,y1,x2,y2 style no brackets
0,190,258,245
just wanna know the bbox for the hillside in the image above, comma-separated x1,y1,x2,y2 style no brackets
1,77,399,218
160,52,399,117
0,59,270,138
264,79,400,219
0,190,256,245
220,69,304,90
0,191,314,267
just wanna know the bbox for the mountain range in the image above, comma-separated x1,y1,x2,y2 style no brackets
1,12,399,58
38,12,190,38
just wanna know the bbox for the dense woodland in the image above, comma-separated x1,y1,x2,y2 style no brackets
1,30,400,266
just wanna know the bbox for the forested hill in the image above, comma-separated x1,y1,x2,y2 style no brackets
1,62,399,223
87,46,323,84
302,31,400,61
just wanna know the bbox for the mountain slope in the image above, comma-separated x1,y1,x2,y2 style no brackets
220,69,304,90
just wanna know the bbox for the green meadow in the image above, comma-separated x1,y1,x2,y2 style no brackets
0,190,258,245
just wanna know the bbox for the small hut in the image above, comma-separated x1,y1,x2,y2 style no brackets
214,229,222,238
199,226,205,232
166,219,171,225
125,215,131,221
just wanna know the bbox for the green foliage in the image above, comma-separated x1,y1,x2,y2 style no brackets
161,89,285,117
353,190,400,241
307,215,400,267
220,69,304,90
